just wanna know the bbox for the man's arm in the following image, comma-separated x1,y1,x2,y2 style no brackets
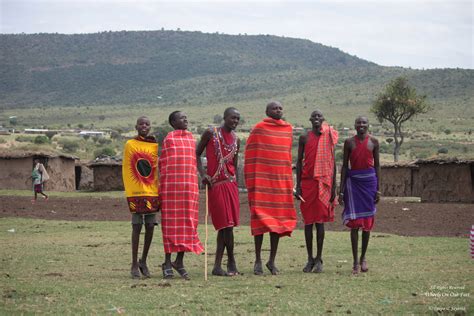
338,138,351,206
196,129,212,185
372,136,381,204
295,134,306,199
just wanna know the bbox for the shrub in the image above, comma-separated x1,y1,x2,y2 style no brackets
60,140,80,153
379,143,391,154
153,125,173,146
15,135,35,143
34,135,49,144
97,138,111,145
94,147,116,158
213,114,223,124
45,131,57,140
437,147,448,154
444,129,451,135
110,131,121,140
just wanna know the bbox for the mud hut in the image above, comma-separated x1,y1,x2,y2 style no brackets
89,161,124,191
380,162,419,197
75,162,94,190
0,151,77,191
415,158,474,203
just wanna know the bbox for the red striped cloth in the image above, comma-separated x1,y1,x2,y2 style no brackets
313,122,338,208
159,130,203,254
244,118,297,236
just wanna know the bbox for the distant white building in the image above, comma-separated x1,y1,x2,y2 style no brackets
24,128,49,134
79,131,105,137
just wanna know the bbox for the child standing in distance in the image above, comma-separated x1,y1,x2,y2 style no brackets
32,159,49,203
122,116,160,279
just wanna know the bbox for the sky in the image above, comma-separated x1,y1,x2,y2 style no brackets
1,0,472,69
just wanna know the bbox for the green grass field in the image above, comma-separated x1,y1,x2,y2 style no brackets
1,218,472,314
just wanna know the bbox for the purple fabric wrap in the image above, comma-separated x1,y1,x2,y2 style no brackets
342,168,377,224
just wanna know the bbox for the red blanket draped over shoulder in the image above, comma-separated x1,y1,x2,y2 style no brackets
159,130,203,254
244,118,297,236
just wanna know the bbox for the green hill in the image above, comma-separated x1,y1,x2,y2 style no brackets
0,30,370,106
2,30,471,110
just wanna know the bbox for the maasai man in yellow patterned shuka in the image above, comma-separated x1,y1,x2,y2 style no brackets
122,116,159,279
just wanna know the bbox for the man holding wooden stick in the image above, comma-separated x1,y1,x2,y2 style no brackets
197,107,241,277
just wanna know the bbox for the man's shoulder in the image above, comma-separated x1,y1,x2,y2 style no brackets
369,135,379,144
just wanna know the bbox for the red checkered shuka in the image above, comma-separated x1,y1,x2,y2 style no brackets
159,130,203,254
313,122,339,208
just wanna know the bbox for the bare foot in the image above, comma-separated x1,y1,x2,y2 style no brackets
254,261,263,275
212,267,228,276
265,262,280,275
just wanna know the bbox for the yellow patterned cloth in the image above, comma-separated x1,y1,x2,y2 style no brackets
122,137,159,213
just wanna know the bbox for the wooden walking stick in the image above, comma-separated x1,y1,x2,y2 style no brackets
205,184,209,281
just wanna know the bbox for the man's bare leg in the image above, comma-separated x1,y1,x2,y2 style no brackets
224,227,239,275
360,231,370,272
253,234,264,275
266,232,280,275
212,229,227,276
139,223,154,277
314,223,325,273
303,224,315,272
351,228,359,274
131,224,142,278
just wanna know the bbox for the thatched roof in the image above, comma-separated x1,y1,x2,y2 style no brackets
88,157,122,167
414,157,474,165
0,150,77,160
88,161,122,167
381,161,419,168
382,157,474,168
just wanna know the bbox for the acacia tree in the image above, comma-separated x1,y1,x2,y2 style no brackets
371,77,429,162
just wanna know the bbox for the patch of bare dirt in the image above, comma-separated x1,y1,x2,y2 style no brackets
1,193,472,237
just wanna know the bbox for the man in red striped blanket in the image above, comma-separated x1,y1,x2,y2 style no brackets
244,101,297,275
159,111,203,280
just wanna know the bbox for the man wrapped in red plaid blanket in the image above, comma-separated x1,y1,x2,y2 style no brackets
159,111,203,280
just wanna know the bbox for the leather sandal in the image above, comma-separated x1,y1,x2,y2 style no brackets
161,263,174,279
171,262,190,280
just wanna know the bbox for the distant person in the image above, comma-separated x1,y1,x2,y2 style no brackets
196,107,241,276
31,159,49,203
122,116,159,278
295,110,338,273
339,115,380,275
159,111,203,280
244,101,297,275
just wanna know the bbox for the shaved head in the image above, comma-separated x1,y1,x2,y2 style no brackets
355,115,369,124
223,107,239,118
136,116,149,124
266,101,282,112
